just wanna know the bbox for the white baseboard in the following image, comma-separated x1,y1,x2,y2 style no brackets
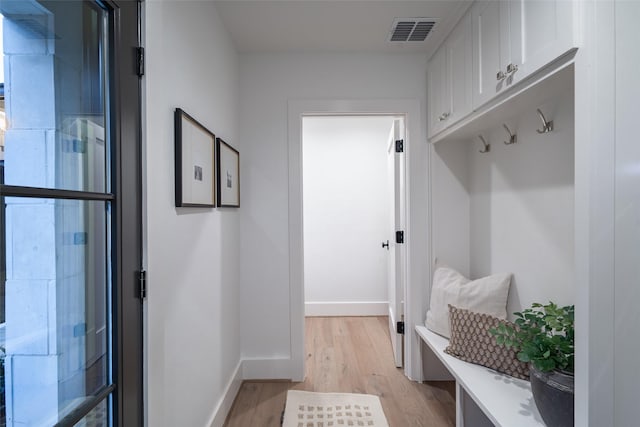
305,301,388,317
242,357,292,380
207,359,243,427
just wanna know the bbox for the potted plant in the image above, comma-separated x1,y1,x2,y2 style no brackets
490,302,574,427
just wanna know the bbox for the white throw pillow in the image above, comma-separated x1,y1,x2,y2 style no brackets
425,266,512,338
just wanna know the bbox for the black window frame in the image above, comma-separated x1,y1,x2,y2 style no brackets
0,0,144,425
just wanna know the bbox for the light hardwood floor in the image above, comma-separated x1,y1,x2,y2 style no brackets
224,316,456,427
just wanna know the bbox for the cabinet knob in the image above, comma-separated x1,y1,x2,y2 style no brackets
438,112,450,122
506,63,519,74
496,70,506,81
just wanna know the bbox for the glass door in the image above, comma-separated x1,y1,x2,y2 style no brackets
0,0,142,425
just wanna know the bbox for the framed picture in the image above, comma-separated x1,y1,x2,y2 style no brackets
174,108,216,207
216,138,240,207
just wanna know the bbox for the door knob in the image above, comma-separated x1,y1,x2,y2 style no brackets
381,240,389,249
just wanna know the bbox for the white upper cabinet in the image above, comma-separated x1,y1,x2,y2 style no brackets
428,11,472,137
447,12,473,126
428,45,448,136
471,0,577,110
472,1,518,109
428,0,578,139
511,0,577,77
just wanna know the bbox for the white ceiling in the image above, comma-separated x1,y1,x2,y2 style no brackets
213,0,472,55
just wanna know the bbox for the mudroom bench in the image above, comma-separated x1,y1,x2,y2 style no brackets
415,325,545,427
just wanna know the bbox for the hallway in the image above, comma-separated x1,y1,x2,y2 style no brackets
224,317,455,426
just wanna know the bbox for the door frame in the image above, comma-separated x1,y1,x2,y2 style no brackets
110,0,144,425
387,117,406,368
287,99,429,381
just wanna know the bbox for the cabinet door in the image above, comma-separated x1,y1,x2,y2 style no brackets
427,45,448,137
472,0,504,109
501,1,522,85
511,0,576,77
447,11,473,125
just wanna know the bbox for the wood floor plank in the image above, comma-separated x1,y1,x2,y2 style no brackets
224,316,456,426
248,382,290,427
224,382,262,427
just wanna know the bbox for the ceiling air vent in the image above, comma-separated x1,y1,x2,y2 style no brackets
389,18,436,42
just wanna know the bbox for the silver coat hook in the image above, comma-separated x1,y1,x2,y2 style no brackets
478,135,490,153
536,108,554,134
503,124,517,145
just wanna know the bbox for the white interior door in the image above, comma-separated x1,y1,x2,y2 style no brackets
386,117,406,368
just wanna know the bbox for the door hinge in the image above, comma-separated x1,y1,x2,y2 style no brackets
138,270,147,300
396,321,405,335
395,139,404,153
395,230,404,244
136,47,145,77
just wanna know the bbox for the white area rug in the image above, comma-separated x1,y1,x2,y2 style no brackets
282,390,389,427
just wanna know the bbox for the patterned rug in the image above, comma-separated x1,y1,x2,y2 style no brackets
282,390,389,427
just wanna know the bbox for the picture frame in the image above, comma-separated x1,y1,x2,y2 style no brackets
174,108,216,207
216,138,240,207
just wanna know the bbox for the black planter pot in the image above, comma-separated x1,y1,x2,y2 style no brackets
530,366,574,427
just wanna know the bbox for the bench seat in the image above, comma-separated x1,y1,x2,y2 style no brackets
415,325,546,427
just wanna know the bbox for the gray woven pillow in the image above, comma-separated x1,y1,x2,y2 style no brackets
444,305,530,380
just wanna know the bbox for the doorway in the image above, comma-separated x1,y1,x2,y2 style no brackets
0,1,143,425
302,115,405,367
288,98,427,382
302,116,394,314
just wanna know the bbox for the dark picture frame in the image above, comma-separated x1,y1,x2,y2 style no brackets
216,138,240,207
174,108,216,207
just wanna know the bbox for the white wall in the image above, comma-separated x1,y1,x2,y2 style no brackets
468,92,575,315
573,3,615,424
303,116,393,316
431,138,471,276
239,53,428,377
573,1,640,425
430,87,575,319
144,2,241,426
613,3,640,424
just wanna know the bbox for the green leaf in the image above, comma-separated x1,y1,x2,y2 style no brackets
518,352,531,363
536,358,557,372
